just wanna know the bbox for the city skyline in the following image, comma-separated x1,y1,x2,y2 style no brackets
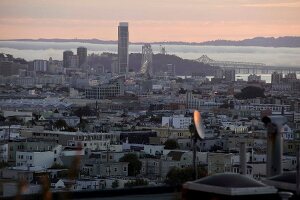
0,0,300,42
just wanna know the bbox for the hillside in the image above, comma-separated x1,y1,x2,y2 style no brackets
3,36,300,47
88,53,218,76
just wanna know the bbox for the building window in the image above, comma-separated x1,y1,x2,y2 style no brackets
123,167,127,172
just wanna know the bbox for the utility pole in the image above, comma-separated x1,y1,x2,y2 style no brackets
192,110,205,180
193,131,198,180
296,145,300,196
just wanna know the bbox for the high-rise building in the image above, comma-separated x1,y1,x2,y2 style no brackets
69,55,79,68
77,47,87,68
140,44,153,77
118,22,129,75
285,73,297,82
248,74,261,82
271,72,283,84
224,69,235,82
63,50,74,68
166,64,176,77
85,79,124,99
33,60,48,72
111,58,119,74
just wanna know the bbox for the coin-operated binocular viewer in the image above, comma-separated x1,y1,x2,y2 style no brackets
262,115,287,177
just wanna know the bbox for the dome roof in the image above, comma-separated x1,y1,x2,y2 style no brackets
268,171,296,184
262,172,297,192
183,173,277,196
195,173,266,188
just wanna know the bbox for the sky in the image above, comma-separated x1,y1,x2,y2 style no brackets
0,0,300,42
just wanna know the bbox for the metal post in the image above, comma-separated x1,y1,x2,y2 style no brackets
296,146,300,196
264,116,286,177
278,191,293,200
193,133,198,180
240,142,246,175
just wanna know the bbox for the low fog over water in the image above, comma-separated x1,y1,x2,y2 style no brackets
1,41,300,67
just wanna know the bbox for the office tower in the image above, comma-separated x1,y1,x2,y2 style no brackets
111,58,119,74
224,69,236,82
118,22,129,75
248,74,261,82
214,68,224,79
85,79,125,99
271,72,283,84
70,55,79,68
285,73,297,82
77,47,87,68
33,60,48,72
63,50,73,68
166,64,176,77
140,44,153,77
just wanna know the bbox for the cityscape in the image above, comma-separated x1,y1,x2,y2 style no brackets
1,1,300,200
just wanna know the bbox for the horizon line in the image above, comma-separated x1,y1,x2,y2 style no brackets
1,35,300,44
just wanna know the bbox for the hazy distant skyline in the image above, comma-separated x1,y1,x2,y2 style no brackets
0,0,300,42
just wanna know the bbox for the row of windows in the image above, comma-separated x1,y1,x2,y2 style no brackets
18,155,32,160
105,167,127,173
33,132,59,137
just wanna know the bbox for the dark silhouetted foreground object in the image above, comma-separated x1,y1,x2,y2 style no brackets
262,115,287,177
263,172,298,193
1,185,177,200
182,173,279,200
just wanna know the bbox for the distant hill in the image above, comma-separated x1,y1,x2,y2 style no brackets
199,36,300,48
88,53,218,76
129,53,217,76
4,38,117,44
2,36,300,47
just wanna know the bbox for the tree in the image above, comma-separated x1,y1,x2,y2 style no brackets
164,139,180,150
235,86,265,99
112,180,119,189
50,163,67,169
124,179,148,188
119,154,142,176
6,116,23,124
54,119,68,130
0,114,5,122
65,126,77,132
0,161,9,169
165,166,207,186
73,106,95,118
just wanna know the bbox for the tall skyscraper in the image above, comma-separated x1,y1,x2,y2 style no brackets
118,22,129,75
111,58,119,75
166,64,176,77
271,72,283,84
63,50,73,68
33,60,48,72
140,44,153,77
77,47,87,68
69,55,79,68
224,69,236,82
